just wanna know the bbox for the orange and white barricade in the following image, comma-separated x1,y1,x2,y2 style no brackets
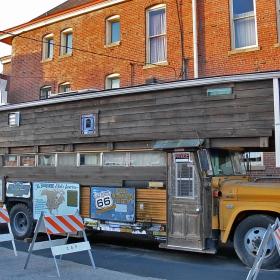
246,217,280,280
24,211,95,277
0,207,17,256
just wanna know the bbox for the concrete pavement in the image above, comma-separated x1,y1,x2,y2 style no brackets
0,245,164,279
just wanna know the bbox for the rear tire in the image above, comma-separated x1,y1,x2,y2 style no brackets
233,214,280,269
9,203,34,240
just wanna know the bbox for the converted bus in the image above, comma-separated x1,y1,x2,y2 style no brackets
1,72,280,269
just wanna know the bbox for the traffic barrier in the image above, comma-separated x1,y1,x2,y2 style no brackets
24,212,95,277
246,217,280,280
0,207,17,256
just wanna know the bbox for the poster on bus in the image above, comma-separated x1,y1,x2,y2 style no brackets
90,187,135,222
33,182,80,219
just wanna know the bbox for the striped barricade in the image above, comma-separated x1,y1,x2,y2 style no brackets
24,212,95,277
0,207,17,256
246,217,280,280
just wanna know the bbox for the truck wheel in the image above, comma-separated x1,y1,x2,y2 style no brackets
233,214,280,269
9,203,34,240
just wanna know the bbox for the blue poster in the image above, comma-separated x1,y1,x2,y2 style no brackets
91,187,135,222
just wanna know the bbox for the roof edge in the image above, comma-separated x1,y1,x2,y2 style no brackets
0,70,279,112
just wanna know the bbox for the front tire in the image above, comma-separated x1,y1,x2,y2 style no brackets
234,214,280,269
9,203,34,240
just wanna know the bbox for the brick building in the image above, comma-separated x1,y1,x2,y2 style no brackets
0,0,280,179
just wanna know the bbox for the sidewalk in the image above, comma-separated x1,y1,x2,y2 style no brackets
0,246,164,280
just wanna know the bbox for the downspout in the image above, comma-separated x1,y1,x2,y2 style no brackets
192,0,198,78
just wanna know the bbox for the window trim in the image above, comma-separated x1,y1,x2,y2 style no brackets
60,28,73,56
42,34,54,61
105,15,120,46
146,4,167,65
105,73,120,89
229,0,258,50
58,82,71,93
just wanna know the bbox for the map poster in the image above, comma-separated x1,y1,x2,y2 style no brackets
90,187,135,222
33,182,80,219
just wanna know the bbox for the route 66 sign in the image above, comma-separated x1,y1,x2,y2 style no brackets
90,187,136,222
93,190,113,210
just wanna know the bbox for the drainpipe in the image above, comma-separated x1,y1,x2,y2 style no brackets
192,0,198,78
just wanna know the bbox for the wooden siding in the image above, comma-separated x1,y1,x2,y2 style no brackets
80,187,167,224
136,189,166,224
81,186,90,218
2,166,166,187
0,79,274,149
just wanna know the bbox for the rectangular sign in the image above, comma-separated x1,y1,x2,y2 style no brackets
6,182,31,198
90,187,135,222
33,182,80,219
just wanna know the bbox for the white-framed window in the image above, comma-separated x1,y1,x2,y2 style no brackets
38,154,56,166
106,15,120,45
130,152,166,166
230,0,257,49
146,5,167,64
105,73,120,89
57,153,76,166
3,155,18,167
171,153,198,198
103,152,127,166
61,28,73,56
42,34,54,60
58,82,71,93
79,153,100,166
243,152,263,166
20,155,35,167
40,86,52,99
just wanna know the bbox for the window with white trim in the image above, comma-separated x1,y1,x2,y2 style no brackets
42,34,54,60
106,15,120,45
58,82,71,93
146,5,167,64
40,86,52,99
61,28,73,56
105,73,120,89
38,154,56,166
57,153,76,166
243,152,263,166
230,0,257,49
20,155,35,167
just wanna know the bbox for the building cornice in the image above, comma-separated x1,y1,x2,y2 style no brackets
0,0,128,45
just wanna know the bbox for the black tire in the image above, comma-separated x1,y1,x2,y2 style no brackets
9,203,34,240
233,214,280,269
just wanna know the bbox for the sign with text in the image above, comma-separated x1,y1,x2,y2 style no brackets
90,187,135,222
6,182,31,198
33,182,80,219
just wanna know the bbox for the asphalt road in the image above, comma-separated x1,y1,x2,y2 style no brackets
0,225,280,280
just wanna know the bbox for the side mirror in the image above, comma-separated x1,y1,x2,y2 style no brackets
197,150,210,172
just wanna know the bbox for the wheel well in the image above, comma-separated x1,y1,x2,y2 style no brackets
228,210,278,241
5,200,32,213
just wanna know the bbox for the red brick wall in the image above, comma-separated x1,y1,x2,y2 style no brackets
9,0,184,103
7,0,280,103
249,152,280,182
